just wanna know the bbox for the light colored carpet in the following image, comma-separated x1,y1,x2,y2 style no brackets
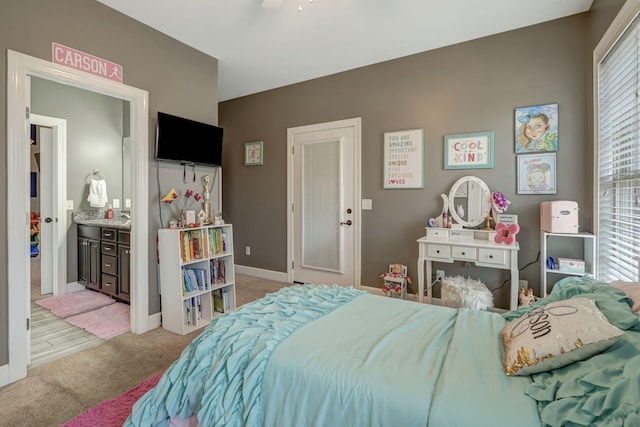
0,274,289,427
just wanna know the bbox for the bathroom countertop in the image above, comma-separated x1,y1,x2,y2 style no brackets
73,210,131,230
74,218,131,230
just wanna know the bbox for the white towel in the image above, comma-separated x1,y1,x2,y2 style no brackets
87,179,108,208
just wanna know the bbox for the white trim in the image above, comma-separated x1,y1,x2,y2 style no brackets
286,118,362,287
593,0,640,266
5,50,150,387
235,264,289,283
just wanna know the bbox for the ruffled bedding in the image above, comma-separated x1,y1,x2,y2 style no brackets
503,277,640,426
125,285,365,426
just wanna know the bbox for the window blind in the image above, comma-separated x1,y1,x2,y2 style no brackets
598,14,640,282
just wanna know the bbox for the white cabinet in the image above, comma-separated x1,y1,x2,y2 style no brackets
540,231,596,298
158,224,236,335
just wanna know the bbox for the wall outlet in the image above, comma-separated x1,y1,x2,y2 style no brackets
245,246,251,256
436,270,445,282
112,198,120,208
125,199,131,208
65,200,74,210
361,199,373,210
519,279,529,289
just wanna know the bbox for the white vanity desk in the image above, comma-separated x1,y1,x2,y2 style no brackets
417,231,520,310
418,175,520,311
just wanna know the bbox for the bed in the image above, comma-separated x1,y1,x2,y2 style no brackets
125,277,640,427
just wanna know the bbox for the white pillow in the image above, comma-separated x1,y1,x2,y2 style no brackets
502,297,623,376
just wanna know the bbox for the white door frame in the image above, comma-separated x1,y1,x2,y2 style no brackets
5,50,150,386
30,114,68,298
286,117,362,287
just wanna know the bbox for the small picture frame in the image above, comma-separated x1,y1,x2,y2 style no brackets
244,141,263,166
444,131,494,169
515,103,558,153
497,214,518,226
517,153,557,194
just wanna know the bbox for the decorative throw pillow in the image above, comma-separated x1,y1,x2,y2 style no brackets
610,281,640,313
502,297,623,376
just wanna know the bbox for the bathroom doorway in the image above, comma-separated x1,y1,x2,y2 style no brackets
6,50,151,385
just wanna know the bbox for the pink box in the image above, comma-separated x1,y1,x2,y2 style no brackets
540,201,579,233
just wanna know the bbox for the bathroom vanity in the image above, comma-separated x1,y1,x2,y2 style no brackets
76,217,131,303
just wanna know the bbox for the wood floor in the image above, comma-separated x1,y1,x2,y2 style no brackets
29,257,104,369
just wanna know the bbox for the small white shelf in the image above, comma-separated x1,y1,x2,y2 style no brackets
540,231,596,298
158,224,236,335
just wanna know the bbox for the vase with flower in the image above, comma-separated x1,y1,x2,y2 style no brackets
161,187,202,228
484,191,511,230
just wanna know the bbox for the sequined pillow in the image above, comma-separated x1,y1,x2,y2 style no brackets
502,297,623,376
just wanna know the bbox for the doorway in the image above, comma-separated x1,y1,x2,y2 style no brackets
6,50,150,385
287,118,362,287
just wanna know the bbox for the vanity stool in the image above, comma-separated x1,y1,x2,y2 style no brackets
441,276,494,311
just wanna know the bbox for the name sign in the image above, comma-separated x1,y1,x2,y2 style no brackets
52,43,123,83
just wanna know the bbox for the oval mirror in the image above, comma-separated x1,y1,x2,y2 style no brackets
447,176,491,228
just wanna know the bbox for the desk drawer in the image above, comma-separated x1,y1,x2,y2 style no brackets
478,248,508,267
452,246,477,261
427,244,451,259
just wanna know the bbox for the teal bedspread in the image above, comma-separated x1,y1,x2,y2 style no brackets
125,284,365,426
503,277,640,426
127,284,541,426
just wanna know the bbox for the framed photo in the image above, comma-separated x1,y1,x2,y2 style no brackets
383,129,424,189
244,141,263,166
517,153,557,194
444,131,494,169
515,103,558,153
497,213,518,226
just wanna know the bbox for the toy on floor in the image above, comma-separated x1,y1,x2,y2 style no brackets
380,263,412,298
518,287,538,307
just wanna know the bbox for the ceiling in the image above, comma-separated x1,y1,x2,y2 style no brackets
97,0,593,102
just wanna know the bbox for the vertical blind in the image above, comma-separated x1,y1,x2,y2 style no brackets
598,14,640,282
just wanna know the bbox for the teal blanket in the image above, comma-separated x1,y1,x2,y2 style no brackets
503,277,640,426
125,284,365,426
127,284,541,426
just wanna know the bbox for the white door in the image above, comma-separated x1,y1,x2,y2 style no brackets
288,118,361,287
37,126,54,295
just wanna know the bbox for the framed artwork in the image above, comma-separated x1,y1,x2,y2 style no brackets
244,141,263,166
517,153,557,194
383,129,424,189
515,103,558,153
444,131,494,169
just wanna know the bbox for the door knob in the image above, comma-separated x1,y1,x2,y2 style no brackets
44,217,53,223
340,220,353,226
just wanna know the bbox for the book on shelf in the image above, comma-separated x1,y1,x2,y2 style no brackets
210,259,226,285
222,288,230,311
212,289,224,313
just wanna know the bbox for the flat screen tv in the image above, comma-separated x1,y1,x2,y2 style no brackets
155,112,223,167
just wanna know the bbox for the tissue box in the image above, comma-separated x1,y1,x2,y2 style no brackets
540,201,579,233
558,258,585,273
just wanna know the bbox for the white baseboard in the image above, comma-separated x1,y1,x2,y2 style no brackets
234,265,288,283
147,313,161,331
0,363,9,388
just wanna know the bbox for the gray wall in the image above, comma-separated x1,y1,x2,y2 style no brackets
31,77,125,282
1,0,218,366
220,7,623,308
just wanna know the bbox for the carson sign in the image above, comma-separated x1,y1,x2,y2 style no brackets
52,42,123,83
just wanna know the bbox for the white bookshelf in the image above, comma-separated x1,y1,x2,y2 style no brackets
158,224,236,335
540,231,596,298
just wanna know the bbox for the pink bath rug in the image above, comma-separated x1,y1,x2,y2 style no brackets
35,289,115,318
60,371,163,427
66,302,130,340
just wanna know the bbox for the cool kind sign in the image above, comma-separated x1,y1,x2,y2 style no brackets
444,131,494,170
384,129,424,189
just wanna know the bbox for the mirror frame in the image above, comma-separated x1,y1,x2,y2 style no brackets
448,176,491,228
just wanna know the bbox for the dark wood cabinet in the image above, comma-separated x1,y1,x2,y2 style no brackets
78,225,100,291
77,224,130,303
